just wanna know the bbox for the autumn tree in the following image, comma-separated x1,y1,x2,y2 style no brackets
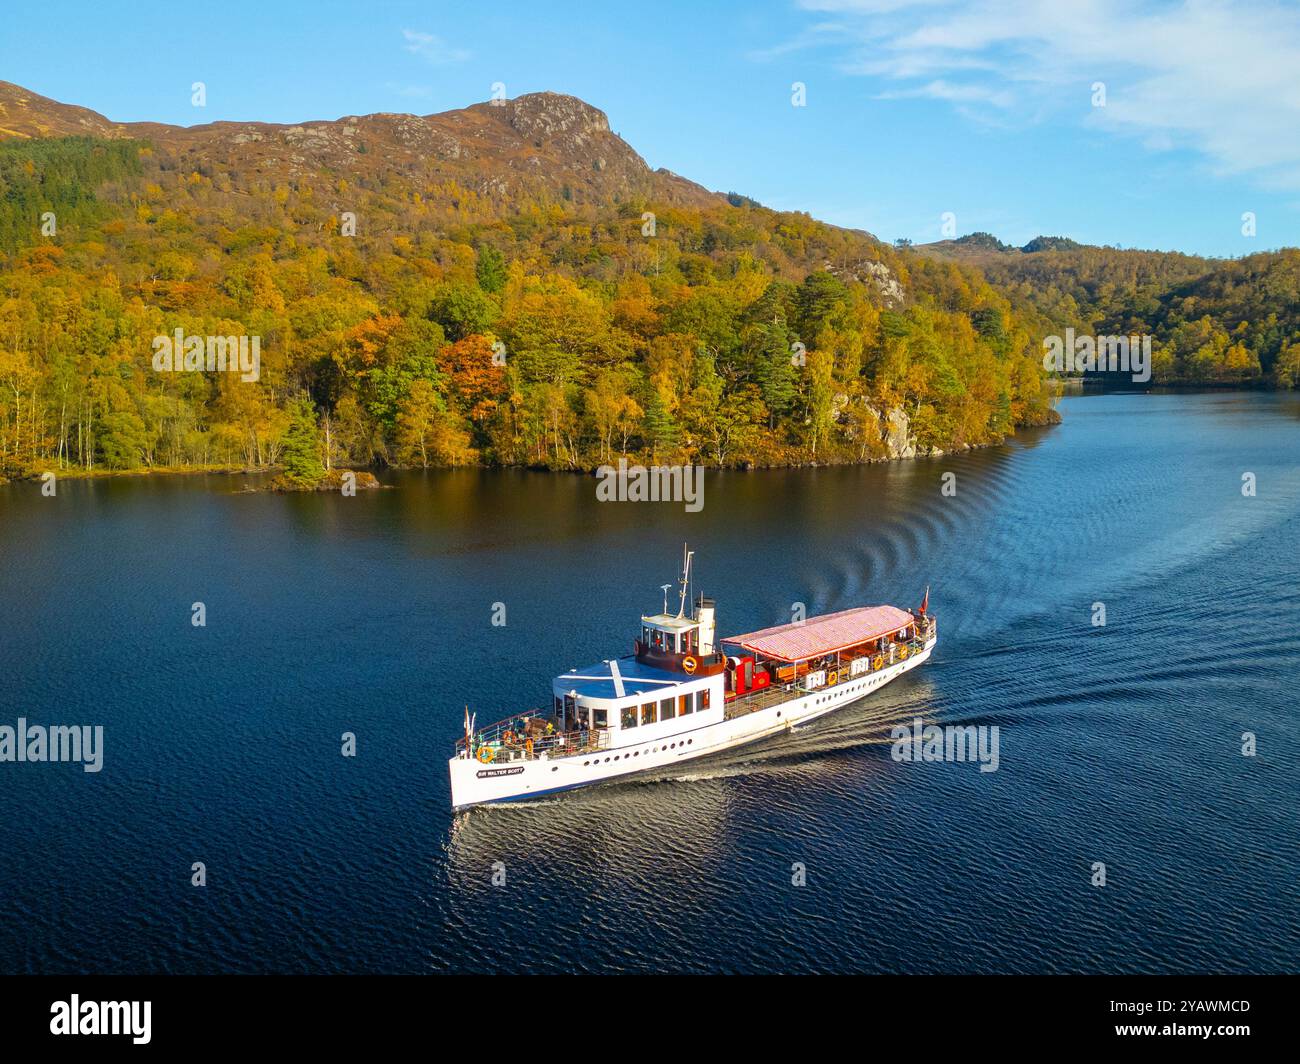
395,379,476,467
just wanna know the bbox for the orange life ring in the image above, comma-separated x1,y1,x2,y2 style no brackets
476,745,494,764
682,655,698,675
899,645,910,660
872,655,883,671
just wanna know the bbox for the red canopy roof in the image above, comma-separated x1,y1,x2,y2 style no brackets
723,605,914,663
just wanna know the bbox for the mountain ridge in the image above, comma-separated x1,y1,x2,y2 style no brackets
0,80,720,210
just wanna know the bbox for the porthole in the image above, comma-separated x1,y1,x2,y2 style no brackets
552,766,558,772
688,739,693,745
583,761,590,766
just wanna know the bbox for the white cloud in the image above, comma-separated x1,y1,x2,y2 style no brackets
875,78,1015,107
747,21,850,61
785,0,1300,189
401,29,471,66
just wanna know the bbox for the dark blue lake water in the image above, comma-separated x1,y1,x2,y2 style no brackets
1,392,1297,973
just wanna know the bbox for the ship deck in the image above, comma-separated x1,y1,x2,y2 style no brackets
553,656,685,699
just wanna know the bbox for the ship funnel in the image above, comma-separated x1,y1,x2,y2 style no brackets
695,595,716,656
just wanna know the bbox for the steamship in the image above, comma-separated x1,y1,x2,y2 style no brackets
449,547,937,809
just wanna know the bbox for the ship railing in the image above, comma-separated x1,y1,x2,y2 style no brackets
455,708,543,752
458,715,612,764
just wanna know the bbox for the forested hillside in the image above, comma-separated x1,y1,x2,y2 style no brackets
1,82,1059,479
921,234,1300,386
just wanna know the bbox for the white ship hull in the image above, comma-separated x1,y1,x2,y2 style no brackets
450,635,935,809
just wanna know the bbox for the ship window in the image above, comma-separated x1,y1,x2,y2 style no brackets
660,697,675,720
621,705,637,729
593,709,608,729
679,693,692,715
701,688,710,710
641,702,656,726
554,696,563,718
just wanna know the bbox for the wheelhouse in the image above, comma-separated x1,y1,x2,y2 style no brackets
552,656,724,743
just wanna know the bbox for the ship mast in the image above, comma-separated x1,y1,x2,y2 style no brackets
677,544,694,618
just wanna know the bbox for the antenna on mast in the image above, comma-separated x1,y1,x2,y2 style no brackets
677,543,694,618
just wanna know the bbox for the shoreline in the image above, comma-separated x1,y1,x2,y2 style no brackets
2,425,1061,486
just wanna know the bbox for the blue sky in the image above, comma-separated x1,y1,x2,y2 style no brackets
3,0,1297,257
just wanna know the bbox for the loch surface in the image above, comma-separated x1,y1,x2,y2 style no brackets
1,391,1298,973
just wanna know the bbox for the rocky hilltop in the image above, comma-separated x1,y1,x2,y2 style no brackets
0,80,717,210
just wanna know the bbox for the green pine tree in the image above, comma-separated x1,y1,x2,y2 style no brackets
475,244,507,294
281,397,325,486
756,323,797,427
641,390,679,461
